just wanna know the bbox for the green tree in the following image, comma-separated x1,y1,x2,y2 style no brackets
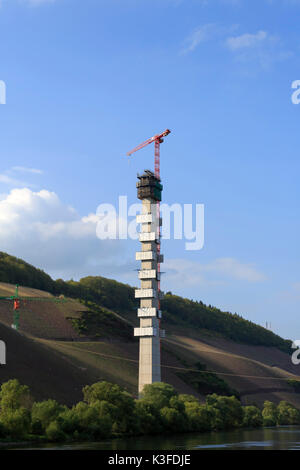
206,394,243,430
31,399,66,434
277,401,300,425
243,406,263,428
0,408,31,439
0,379,32,411
160,406,187,433
140,382,177,409
183,401,211,432
0,380,32,438
134,399,162,435
262,401,278,427
45,420,66,442
83,382,136,434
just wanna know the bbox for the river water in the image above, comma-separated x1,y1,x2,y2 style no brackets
4,426,300,450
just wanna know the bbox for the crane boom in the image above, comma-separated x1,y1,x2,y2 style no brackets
126,129,171,178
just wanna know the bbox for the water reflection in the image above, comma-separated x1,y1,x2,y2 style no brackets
4,426,300,450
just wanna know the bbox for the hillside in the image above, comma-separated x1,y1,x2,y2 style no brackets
0,321,97,406
0,252,299,408
0,252,291,351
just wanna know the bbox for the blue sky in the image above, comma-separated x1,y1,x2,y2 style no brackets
0,0,299,339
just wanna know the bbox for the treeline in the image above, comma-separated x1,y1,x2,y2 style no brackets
0,252,292,352
162,294,292,353
0,379,299,443
0,253,56,293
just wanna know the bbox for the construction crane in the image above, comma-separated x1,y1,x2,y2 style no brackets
127,129,171,179
0,284,67,331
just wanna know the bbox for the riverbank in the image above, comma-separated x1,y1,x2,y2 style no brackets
2,426,300,450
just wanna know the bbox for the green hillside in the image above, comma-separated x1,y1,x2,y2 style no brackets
0,252,291,353
1,252,300,408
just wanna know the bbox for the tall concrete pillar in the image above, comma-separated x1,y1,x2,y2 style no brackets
134,170,165,396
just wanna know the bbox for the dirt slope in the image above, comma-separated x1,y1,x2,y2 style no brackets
37,330,300,408
163,330,300,407
0,282,85,339
0,322,98,406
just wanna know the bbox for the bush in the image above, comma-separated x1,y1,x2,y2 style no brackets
31,399,66,434
160,407,187,433
134,399,162,435
277,401,300,425
45,421,66,442
56,401,113,440
243,406,263,428
141,383,177,409
183,401,211,432
262,401,278,427
0,408,31,439
83,381,137,434
206,394,243,430
0,379,32,411
1,378,300,442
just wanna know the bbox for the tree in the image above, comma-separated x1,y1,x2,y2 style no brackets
140,382,177,409
160,407,187,433
243,406,263,428
83,382,137,434
31,399,66,434
0,408,31,439
0,379,32,411
0,379,32,438
183,401,211,432
206,394,243,430
262,401,278,427
277,401,300,425
135,399,162,435
45,420,66,442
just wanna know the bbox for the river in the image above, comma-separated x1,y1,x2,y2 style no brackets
3,426,300,450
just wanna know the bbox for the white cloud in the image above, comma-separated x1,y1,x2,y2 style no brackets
181,24,218,54
164,257,266,289
0,174,29,187
224,29,292,69
0,187,127,280
0,166,42,188
226,30,268,50
11,166,43,175
181,23,241,55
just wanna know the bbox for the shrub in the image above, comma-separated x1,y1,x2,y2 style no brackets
83,382,137,434
262,401,278,427
45,421,66,442
0,379,32,411
0,408,31,439
206,394,243,430
31,399,66,434
277,401,300,425
243,406,263,428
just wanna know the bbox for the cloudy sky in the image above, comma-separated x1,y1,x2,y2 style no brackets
0,0,299,339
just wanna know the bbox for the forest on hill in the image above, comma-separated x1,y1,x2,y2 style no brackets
0,252,292,353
